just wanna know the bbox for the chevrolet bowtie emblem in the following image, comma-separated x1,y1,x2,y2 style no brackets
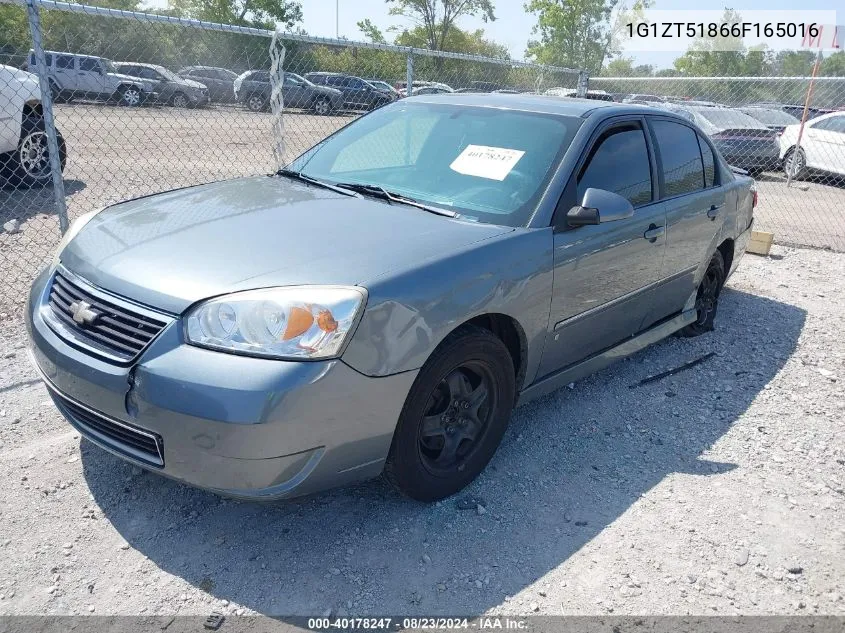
68,300,99,326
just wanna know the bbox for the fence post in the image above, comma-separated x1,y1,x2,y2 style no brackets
405,49,414,96
576,70,589,97
25,0,69,234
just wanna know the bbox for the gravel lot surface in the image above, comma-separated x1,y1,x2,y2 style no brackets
0,245,842,617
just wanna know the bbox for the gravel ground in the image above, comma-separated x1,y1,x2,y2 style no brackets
0,244,842,617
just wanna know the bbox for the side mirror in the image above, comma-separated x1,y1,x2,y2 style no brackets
566,188,634,227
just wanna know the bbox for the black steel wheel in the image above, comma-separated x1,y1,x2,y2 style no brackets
680,249,725,337
385,325,515,502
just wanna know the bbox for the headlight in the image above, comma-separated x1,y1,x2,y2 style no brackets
51,209,101,268
185,287,366,360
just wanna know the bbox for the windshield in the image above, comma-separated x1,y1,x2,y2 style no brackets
101,59,118,73
286,102,581,227
693,108,768,131
741,108,799,126
155,66,179,81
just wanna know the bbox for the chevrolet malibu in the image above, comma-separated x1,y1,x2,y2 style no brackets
27,94,756,502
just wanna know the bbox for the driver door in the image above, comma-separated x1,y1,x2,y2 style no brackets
538,118,668,376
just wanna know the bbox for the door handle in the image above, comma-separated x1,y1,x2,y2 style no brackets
643,224,665,242
707,204,723,220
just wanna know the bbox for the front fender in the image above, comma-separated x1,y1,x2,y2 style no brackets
342,229,554,390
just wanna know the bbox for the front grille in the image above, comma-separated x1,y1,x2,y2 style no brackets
52,390,164,467
47,269,169,362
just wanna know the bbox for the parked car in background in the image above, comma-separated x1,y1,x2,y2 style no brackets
395,80,454,97
305,73,396,110
623,93,665,104
780,111,845,180
177,66,238,103
746,102,834,121
362,79,400,99
27,51,155,106
113,62,208,108
233,70,343,114
29,94,754,502
544,88,614,101
1,64,66,186
412,85,453,95
738,106,799,135
664,104,779,175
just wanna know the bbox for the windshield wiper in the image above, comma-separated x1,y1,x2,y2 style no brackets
277,169,358,197
334,182,458,218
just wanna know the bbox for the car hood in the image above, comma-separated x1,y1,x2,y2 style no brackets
316,85,343,97
61,176,513,314
108,72,152,88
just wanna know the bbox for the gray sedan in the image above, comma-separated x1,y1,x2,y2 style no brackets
27,94,755,502
113,63,209,108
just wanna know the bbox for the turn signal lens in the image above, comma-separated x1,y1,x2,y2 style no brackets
185,287,366,360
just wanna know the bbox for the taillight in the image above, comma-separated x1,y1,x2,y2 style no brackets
752,189,758,208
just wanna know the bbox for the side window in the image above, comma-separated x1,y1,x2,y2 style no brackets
697,134,716,188
577,125,652,208
79,58,100,72
31,53,54,67
651,120,705,197
56,55,75,70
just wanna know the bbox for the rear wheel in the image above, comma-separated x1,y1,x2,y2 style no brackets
384,326,515,502
118,85,142,107
783,147,806,180
2,117,66,187
680,250,725,337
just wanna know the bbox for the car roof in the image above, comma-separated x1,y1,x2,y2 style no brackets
115,62,161,69
404,92,669,119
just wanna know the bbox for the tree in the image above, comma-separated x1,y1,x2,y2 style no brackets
357,18,388,44
170,0,302,29
385,0,495,52
773,50,816,76
821,51,845,76
525,0,650,73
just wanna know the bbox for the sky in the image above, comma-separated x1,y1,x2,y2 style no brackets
142,0,840,70
297,0,840,69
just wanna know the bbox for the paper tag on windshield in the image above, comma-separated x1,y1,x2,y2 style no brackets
449,145,525,181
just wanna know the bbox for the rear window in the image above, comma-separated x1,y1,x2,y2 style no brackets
694,108,768,131
290,102,581,227
651,120,705,198
741,108,798,126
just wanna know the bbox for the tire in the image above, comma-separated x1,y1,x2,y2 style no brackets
170,92,190,108
2,117,66,187
246,93,266,112
312,96,331,116
783,147,806,180
679,249,725,337
118,85,142,107
384,325,516,502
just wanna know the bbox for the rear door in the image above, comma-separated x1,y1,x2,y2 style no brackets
539,117,667,376
54,54,78,94
646,116,724,324
282,73,306,107
806,115,845,174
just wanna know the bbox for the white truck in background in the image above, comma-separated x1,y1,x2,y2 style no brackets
0,63,65,186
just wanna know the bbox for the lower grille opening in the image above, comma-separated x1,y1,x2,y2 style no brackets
52,391,164,467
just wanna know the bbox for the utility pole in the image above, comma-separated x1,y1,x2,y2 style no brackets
336,0,339,38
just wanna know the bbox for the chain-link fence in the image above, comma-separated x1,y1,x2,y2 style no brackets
588,73,845,252
0,0,581,340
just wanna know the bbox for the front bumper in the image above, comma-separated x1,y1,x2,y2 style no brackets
26,267,416,500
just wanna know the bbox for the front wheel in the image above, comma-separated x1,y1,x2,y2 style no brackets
312,96,331,115
246,93,266,112
171,92,190,108
384,325,515,502
680,249,725,337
